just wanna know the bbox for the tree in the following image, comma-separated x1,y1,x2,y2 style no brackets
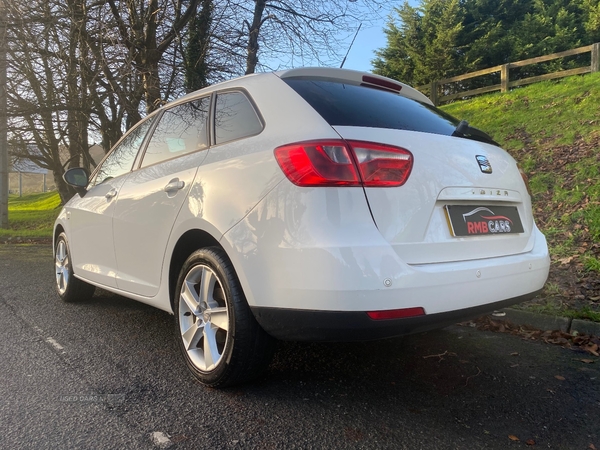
6,0,381,205
374,0,598,88
185,0,213,92
582,0,600,42
6,0,201,202
0,0,7,228
372,3,421,83
6,0,88,203
105,0,201,113
372,0,464,86
208,0,386,76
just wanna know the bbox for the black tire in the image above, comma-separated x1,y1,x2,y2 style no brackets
54,232,95,302
174,247,275,387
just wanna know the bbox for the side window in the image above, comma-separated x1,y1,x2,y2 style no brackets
141,97,210,168
214,91,262,145
93,116,155,186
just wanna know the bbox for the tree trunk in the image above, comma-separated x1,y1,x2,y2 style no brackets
246,0,267,75
66,0,95,172
142,53,162,113
185,0,213,92
52,165,76,205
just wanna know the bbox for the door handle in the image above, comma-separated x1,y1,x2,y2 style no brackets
105,188,118,200
164,179,185,193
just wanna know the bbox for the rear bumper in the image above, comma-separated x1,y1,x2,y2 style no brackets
222,185,550,340
252,290,541,341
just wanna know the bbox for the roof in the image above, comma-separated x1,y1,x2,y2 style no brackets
173,67,432,107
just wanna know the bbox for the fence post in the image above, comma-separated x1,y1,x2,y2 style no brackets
592,43,600,73
19,172,22,197
430,81,438,106
501,64,509,92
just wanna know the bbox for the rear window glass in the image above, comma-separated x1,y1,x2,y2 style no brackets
284,78,460,136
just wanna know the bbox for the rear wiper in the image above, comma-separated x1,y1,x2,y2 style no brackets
452,120,500,147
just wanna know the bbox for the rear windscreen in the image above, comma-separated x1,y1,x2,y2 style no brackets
284,78,460,136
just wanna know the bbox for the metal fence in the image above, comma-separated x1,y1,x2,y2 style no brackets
9,171,55,196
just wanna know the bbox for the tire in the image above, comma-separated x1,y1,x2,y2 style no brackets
174,247,275,387
54,232,95,302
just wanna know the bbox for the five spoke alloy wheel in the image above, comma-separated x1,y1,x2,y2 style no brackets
174,247,275,387
178,264,230,372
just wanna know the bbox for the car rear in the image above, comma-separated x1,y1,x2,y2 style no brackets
221,68,549,341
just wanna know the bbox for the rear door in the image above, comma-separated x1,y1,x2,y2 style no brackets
112,97,210,296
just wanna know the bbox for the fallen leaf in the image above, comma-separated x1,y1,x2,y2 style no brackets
510,352,519,356
526,439,536,445
510,364,519,368
589,444,597,450
555,375,566,381
557,256,574,264
580,359,595,364
509,435,520,441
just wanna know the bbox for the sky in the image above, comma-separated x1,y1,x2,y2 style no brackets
339,18,391,72
335,2,404,73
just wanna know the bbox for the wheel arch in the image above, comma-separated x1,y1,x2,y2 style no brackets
53,225,65,255
168,229,223,310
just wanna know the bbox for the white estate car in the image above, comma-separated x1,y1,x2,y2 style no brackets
55,67,550,387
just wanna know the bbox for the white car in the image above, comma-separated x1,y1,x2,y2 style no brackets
54,67,550,387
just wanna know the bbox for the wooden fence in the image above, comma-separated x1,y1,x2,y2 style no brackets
419,42,600,106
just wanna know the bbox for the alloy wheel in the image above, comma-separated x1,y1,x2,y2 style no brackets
55,239,70,295
178,264,229,372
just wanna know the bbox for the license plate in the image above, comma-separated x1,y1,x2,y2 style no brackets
445,205,524,237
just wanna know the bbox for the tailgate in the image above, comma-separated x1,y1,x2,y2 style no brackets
334,126,534,264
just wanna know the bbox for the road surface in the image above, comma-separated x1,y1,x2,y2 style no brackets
0,245,598,449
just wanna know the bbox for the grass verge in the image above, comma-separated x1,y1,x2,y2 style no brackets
1,192,61,239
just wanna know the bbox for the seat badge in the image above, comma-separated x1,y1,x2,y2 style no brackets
476,155,492,174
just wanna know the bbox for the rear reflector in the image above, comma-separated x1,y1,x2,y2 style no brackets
367,307,426,320
274,140,413,187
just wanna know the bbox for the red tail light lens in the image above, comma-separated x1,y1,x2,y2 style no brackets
349,141,413,187
274,140,413,187
274,141,359,186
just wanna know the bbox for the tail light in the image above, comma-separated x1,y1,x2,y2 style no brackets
274,140,413,187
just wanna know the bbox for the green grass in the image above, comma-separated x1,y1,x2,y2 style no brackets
520,300,600,323
1,192,61,239
442,72,600,148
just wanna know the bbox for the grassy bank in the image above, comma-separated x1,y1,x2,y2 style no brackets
1,192,61,239
443,72,600,321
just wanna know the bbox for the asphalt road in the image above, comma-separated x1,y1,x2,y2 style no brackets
0,245,598,450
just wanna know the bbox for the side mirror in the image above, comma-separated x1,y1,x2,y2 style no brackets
63,167,90,196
